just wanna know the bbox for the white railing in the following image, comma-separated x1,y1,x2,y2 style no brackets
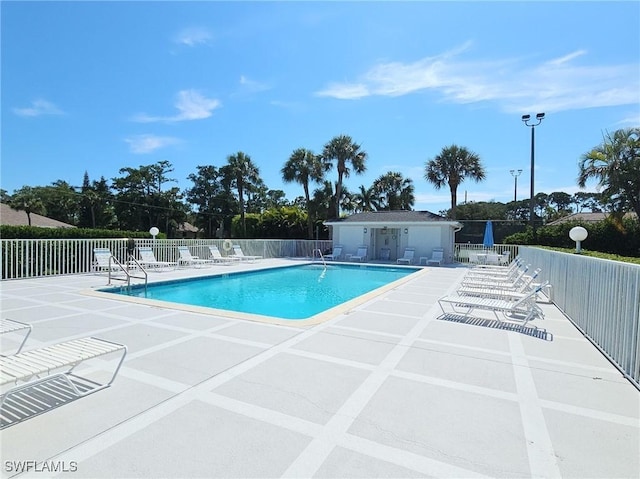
519,246,640,389
455,243,520,263
0,239,333,280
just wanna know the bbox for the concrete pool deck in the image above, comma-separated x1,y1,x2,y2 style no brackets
0,259,638,478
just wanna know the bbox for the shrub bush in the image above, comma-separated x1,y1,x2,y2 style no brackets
504,218,640,257
0,225,160,239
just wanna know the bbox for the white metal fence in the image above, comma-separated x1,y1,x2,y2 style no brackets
0,239,333,280
519,246,640,389
454,243,520,263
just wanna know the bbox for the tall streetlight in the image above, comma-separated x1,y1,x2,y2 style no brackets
521,113,545,231
509,169,522,202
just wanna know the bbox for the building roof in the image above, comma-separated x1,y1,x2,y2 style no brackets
0,203,76,228
177,222,200,233
326,210,455,224
547,212,638,225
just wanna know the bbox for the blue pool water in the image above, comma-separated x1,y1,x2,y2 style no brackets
108,264,420,320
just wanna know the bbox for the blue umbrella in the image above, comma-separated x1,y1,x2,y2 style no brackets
483,220,494,249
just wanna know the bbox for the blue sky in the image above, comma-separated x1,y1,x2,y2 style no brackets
2,1,639,214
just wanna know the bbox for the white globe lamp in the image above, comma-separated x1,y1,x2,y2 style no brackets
569,226,588,253
149,227,159,239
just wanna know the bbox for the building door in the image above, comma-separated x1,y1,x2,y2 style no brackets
375,228,399,260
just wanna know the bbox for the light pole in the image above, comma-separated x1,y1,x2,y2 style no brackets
509,169,522,202
521,113,545,231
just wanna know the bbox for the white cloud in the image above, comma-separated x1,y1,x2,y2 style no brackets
131,90,221,123
173,27,212,47
13,99,64,117
125,134,180,154
616,114,640,127
239,75,270,93
316,82,370,100
230,75,272,99
315,45,639,113
546,50,587,66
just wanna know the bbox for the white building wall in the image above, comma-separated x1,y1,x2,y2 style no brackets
333,226,369,256
332,223,457,263
405,226,442,261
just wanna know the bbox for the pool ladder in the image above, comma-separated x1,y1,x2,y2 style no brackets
107,255,148,292
313,249,327,269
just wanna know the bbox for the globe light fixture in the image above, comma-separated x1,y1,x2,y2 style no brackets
569,226,588,253
149,226,159,239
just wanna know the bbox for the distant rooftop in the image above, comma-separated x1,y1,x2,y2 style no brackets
547,211,638,225
0,203,75,228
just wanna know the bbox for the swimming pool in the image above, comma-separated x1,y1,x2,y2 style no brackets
103,263,421,321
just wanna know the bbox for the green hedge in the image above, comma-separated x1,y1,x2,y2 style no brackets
504,218,640,257
0,225,163,239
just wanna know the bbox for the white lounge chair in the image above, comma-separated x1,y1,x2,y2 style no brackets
462,265,531,285
350,246,368,262
438,282,548,328
498,251,511,265
208,245,241,264
397,248,415,265
0,337,127,428
464,261,528,281
1,319,32,355
485,253,501,265
137,247,177,271
232,245,263,262
470,255,522,272
427,248,444,266
325,245,343,261
460,269,542,295
177,246,212,268
92,248,123,274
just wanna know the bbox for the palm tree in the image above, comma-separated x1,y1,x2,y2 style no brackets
353,185,381,212
224,151,260,237
311,180,336,221
281,148,329,238
9,186,45,226
424,145,485,219
339,185,356,214
578,128,640,219
322,135,367,219
372,171,415,210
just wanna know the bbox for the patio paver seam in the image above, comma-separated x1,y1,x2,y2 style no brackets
538,399,639,426
36,312,342,468
328,324,405,339
281,294,452,478
508,333,562,478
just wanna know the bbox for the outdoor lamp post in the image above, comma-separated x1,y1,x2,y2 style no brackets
149,227,159,246
569,226,588,253
509,169,523,202
521,113,545,231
